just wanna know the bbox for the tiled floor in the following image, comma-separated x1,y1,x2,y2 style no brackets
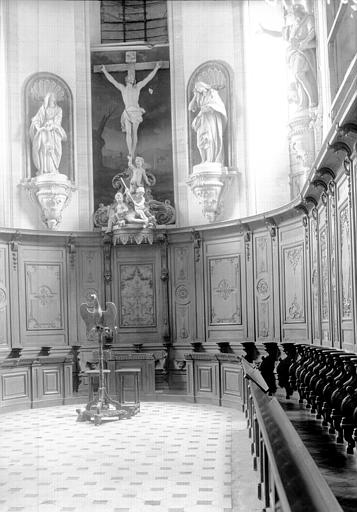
0,402,261,512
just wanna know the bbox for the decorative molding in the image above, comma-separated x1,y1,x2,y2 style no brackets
112,227,154,245
192,230,202,263
316,167,335,180
305,195,318,207
312,179,328,191
328,141,352,158
302,216,309,247
337,122,357,137
10,232,21,271
66,235,76,268
103,239,112,283
244,229,251,262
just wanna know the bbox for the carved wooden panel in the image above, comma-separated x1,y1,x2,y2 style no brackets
0,245,9,345
282,244,305,323
197,367,213,392
329,191,339,344
43,369,60,395
19,246,67,346
77,247,103,342
254,236,273,339
339,203,352,319
119,264,156,328
319,225,329,322
25,263,63,330
2,372,29,400
172,245,193,342
208,256,241,325
221,367,240,396
310,217,320,341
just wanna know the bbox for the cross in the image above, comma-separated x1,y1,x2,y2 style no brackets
93,50,169,80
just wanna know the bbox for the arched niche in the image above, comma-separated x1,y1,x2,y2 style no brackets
187,60,233,171
24,72,74,182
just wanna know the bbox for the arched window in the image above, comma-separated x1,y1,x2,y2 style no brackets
101,0,168,44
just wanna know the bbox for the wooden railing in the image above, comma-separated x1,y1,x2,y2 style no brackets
244,378,343,512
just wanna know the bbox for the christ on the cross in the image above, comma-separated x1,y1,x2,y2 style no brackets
101,62,162,157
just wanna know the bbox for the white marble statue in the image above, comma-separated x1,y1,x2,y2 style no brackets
128,155,151,193
261,4,317,110
188,81,227,165
101,62,161,158
29,92,67,174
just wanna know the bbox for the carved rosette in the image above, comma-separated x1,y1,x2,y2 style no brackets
22,173,76,230
186,163,233,222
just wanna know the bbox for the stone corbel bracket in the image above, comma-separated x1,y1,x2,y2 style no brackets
186,163,236,223
22,173,76,230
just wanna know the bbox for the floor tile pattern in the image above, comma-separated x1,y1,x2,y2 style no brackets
0,402,261,511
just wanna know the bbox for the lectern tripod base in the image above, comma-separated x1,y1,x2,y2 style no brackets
76,387,129,425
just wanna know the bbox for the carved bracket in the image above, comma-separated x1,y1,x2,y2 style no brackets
186,164,235,222
265,219,277,240
22,173,76,230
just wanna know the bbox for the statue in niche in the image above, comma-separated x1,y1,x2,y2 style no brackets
261,3,317,110
100,62,162,158
188,81,227,164
29,92,67,174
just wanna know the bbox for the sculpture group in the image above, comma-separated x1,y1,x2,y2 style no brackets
94,56,175,234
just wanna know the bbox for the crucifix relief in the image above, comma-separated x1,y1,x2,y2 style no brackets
93,51,169,158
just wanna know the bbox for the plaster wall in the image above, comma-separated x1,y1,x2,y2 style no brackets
4,0,93,231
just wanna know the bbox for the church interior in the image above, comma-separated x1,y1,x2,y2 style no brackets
1,0,357,510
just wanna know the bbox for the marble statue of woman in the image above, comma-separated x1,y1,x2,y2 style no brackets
188,81,227,165
29,92,67,174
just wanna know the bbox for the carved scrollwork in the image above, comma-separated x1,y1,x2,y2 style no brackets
288,295,303,320
287,247,303,272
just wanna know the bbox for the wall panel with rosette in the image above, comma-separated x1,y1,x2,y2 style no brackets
170,242,195,346
280,221,308,341
18,246,68,347
204,237,246,344
253,232,275,341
